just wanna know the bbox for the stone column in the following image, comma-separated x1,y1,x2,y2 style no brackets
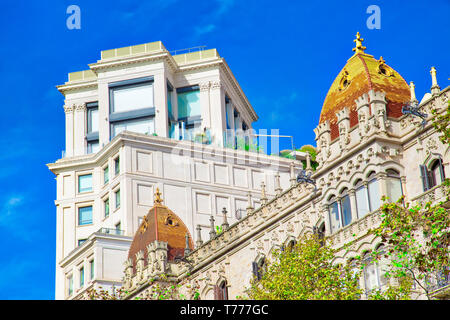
199,82,211,131
154,71,168,137
209,80,226,147
64,105,74,157
74,103,86,156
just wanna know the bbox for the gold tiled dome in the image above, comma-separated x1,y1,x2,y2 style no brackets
319,33,410,140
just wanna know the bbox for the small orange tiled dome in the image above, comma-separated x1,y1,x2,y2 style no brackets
127,188,194,272
319,33,410,140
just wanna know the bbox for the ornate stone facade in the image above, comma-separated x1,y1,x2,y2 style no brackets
122,35,449,300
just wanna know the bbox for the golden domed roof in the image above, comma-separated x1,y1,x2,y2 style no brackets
319,33,410,140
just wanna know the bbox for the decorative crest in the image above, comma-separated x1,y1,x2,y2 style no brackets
352,32,366,54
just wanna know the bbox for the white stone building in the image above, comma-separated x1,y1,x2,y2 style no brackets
47,41,304,299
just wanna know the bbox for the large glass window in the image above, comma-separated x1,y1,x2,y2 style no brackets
78,174,92,193
111,82,153,113
109,77,155,139
78,206,93,226
112,117,155,137
177,87,201,119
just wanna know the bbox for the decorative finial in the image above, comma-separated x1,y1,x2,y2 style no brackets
154,188,163,205
209,215,216,240
409,81,418,103
430,66,440,96
196,225,203,248
246,191,254,215
260,182,268,205
221,207,229,230
352,32,366,54
184,233,191,256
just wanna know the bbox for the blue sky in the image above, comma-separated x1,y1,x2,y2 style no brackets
0,0,448,299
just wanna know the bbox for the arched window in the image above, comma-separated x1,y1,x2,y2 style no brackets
328,189,353,234
430,159,446,187
214,280,229,300
363,245,388,294
284,238,297,251
420,157,446,191
367,171,381,212
252,257,266,281
385,169,403,203
355,179,370,219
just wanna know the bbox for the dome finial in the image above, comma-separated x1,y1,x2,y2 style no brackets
154,187,163,205
352,32,366,54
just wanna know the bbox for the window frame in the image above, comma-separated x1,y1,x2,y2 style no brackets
78,205,93,226
86,102,99,154
78,173,93,194
109,77,156,139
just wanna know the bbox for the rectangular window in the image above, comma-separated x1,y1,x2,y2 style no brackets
109,77,155,139
89,260,94,280
115,189,121,209
114,157,120,176
87,104,99,133
68,275,73,296
78,206,93,226
112,117,155,137
177,87,201,119
78,174,93,193
87,141,100,154
86,102,99,154
355,186,370,218
80,267,84,287
104,166,109,184
115,222,121,234
104,198,110,218
167,82,174,119
78,239,87,246
111,82,154,113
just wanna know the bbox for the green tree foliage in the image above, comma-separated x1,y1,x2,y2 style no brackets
245,234,362,300
371,189,450,299
431,102,450,145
